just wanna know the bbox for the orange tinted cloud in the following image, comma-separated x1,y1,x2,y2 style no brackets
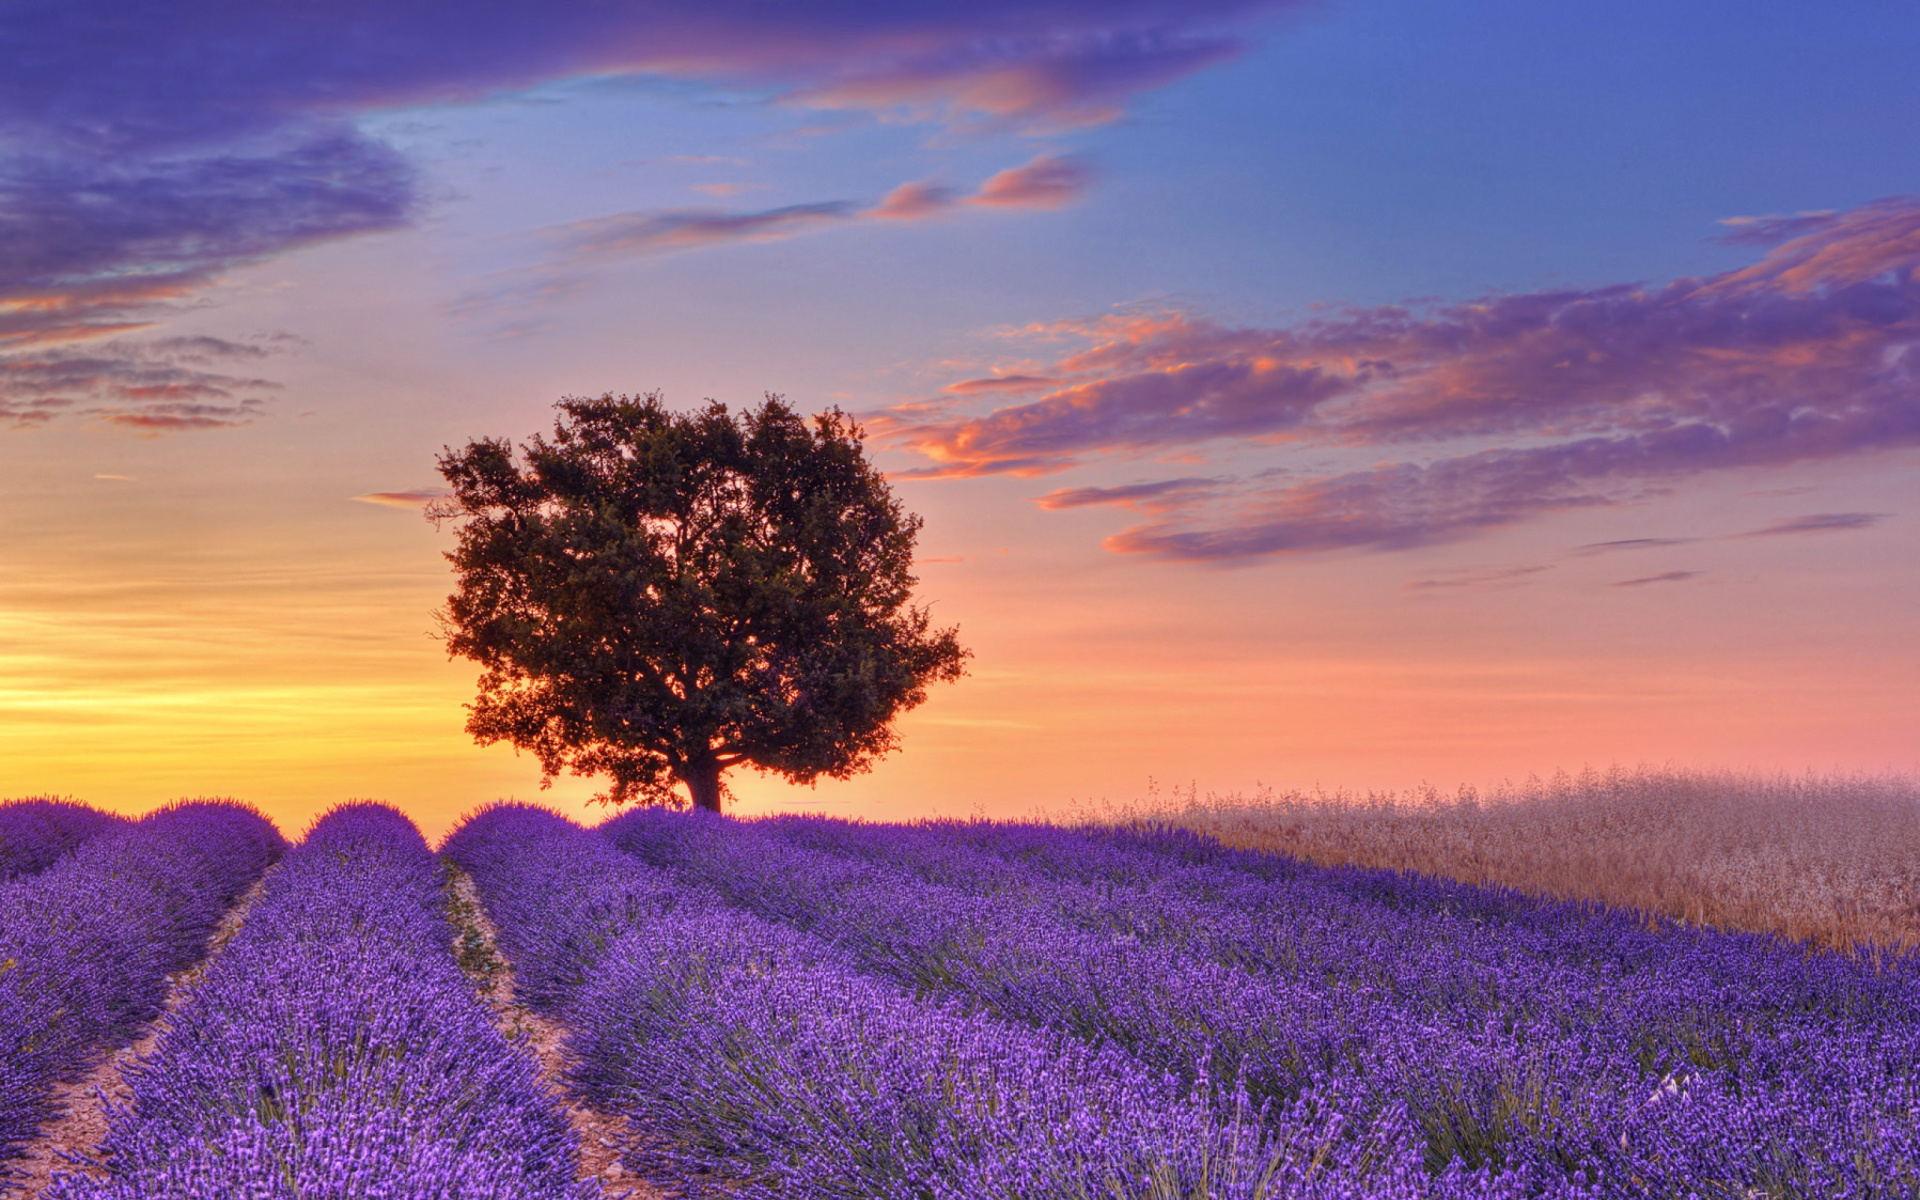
890,196,1920,561
971,155,1094,209
939,374,1059,394
354,489,450,509
869,180,962,221
2,337,282,430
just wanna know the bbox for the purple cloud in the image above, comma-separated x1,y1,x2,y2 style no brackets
866,156,1093,221
1404,565,1550,591
1,0,1293,421
457,156,1100,324
1573,537,1699,555
1609,571,1700,588
885,195,1920,561
1733,511,1888,537
0,131,414,352
1034,477,1222,513
557,203,859,259
1716,210,1842,248
1,2,1292,154
0,336,284,430
940,374,1060,394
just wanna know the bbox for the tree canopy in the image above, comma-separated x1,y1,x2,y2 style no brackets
430,392,967,812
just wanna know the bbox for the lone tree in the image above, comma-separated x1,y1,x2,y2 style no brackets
431,392,968,812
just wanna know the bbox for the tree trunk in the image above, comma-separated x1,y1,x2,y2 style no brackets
682,755,725,813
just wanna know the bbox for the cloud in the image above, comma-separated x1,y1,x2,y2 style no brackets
0,336,285,430
870,181,964,221
1716,210,1841,248
556,203,858,258
1609,571,1700,588
689,183,768,198
1573,537,1699,555
971,155,1094,209
940,374,1060,394
1569,511,1888,554
354,488,451,508
2,0,1290,417
1034,477,1222,513
884,194,1920,561
101,400,266,432
0,130,414,353
1404,565,1550,591
786,32,1248,129
458,156,1099,322
1732,511,1889,537
3,3,1291,155
867,155,1094,222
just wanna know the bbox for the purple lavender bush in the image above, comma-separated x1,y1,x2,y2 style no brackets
0,800,284,1187
604,809,1920,1197
0,797,127,882
50,802,596,1200
451,804,1542,1200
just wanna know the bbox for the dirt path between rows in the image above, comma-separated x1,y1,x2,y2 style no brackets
445,867,672,1200
7,866,279,1200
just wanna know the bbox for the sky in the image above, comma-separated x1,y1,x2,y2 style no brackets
2,0,1917,838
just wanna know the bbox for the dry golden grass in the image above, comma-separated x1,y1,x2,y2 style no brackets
1095,767,1920,954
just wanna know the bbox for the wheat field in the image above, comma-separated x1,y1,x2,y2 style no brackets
1099,766,1920,954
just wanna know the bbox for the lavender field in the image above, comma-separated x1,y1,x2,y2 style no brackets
3,796,1919,1198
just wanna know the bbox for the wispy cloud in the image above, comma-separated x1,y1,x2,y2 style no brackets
1610,571,1700,588
457,156,1096,323
689,182,768,198
1033,477,1223,514
881,195,1920,562
1573,537,1700,555
971,155,1095,209
353,488,450,509
640,155,752,167
1,336,285,431
558,203,858,259
869,181,965,222
1571,512,1889,554
1732,512,1889,537
1404,565,1550,591
940,374,1060,395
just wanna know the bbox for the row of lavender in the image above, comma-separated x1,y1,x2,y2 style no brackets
598,809,1920,1197
50,802,596,1199
447,803,1543,1199
0,800,284,1188
0,798,129,883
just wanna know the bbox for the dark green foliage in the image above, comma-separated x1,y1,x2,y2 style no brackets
433,393,968,811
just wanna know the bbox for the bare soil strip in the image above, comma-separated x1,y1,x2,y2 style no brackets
8,867,279,1199
444,866,671,1200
